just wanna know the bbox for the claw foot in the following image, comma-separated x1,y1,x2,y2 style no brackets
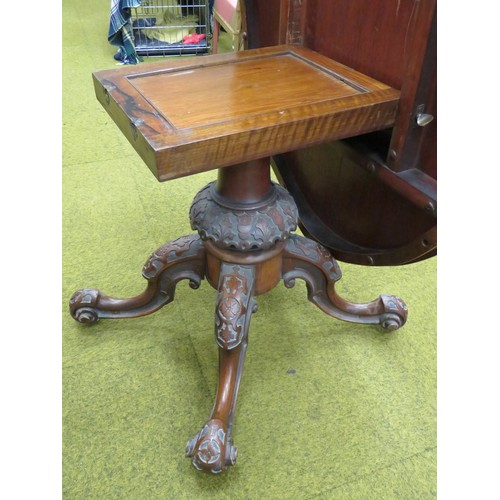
186,419,237,474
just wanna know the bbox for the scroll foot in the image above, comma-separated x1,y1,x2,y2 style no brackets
186,263,256,473
283,235,408,330
69,234,205,323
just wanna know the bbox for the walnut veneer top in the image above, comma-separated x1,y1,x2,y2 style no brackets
93,45,400,181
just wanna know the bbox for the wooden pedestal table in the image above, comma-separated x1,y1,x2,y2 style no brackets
69,46,408,474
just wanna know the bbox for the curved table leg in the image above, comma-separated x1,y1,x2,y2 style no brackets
69,234,205,324
282,235,408,331
186,263,257,474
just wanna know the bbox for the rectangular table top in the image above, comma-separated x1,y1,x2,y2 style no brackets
93,45,400,181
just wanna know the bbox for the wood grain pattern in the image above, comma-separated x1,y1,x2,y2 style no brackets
93,45,400,182
302,0,419,90
129,54,360,129
241,1,437,265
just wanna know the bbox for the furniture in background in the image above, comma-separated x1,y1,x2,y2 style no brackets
211,0,246,53
70,0,436,474
109,1,211,64
131,0,211,58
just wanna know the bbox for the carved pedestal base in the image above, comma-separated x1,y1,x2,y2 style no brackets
69,178,408,474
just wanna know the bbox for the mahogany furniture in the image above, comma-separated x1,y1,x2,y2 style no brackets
245,0,437,265
70,0,436,474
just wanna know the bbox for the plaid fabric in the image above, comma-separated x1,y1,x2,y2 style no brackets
108,0,143,64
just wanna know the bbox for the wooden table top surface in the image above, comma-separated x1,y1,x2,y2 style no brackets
93,45,400,181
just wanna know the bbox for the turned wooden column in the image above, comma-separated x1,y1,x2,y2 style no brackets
215,158,273,207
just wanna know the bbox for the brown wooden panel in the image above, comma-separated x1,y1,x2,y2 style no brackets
93,45,399,181
244,0,282,48
243,0,437,265
128,54,361,128
302,0,419,89
273,139,437,265
388,4,437,175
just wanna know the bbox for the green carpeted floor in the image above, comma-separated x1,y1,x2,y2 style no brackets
62,1,437,498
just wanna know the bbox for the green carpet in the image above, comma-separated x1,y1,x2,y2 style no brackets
62,2,437,498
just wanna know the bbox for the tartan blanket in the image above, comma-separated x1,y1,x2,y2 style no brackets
108,0,143,64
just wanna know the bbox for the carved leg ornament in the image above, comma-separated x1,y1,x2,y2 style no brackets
282,234,408,331
186,263,257,473
69,234,205,324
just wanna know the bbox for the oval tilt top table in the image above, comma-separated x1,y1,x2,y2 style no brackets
245,0,436,266
70,1,436,475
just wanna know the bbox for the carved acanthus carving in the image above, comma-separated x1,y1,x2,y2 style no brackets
189,182,298,251
283,234,408,330
215,264,257,350
69,234,205,323
142,234,204,279
284,234,342,281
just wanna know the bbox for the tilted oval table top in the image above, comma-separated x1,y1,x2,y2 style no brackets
92,45,400,182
